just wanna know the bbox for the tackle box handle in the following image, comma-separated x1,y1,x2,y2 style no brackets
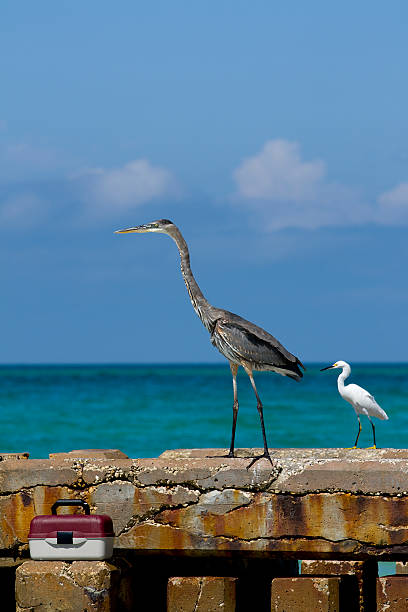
51,499,91,515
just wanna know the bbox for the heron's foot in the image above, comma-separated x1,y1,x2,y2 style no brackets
206,450,235,459
246,451,274,470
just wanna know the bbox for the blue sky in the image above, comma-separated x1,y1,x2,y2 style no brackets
1,1,407,363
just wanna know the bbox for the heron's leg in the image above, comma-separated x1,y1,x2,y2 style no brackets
228,363,239,458
243,366,273,468
366,416,377,449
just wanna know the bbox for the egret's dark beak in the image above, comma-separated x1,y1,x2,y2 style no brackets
115,223,154,234
320,365,334,371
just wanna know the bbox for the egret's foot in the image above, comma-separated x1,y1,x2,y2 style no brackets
366,445,377,449
346,446,358,449
246,451,274,470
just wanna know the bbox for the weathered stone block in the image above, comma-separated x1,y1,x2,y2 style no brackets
301,559,376,611
91,481,199,534
15,560,120,611
49,449,129,461
137,489,408,556
0,453,29,461
133,458,225,488
167,576,236,612
302,559,368,573
82,459,134,485
396,561,408,574
153,452,280,489
271,576,341,611
0,460,79,493
1,449,408,561
163,448,408,495
276,456,408,495
376,575,408,611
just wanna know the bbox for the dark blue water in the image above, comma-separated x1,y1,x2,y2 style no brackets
0,363,406,458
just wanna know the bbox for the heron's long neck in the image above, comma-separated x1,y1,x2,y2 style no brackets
337,365,351,393
168,227,214,332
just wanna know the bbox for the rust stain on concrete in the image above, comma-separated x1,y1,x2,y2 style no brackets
0,491,35,549
152,491,408,552
2,449,408,560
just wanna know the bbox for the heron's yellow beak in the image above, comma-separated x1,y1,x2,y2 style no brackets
115,228,140,234
115,223,154,234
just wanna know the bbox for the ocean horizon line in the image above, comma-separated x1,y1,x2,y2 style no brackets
0,361,407,367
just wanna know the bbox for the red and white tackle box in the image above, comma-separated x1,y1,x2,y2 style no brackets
28,499,114,560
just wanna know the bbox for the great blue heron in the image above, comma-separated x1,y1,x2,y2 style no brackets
321,360,388,448
116,219,304,466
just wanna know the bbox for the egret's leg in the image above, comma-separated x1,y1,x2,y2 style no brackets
350,416,362,449
366,416,377,449
243,366,273,468
228,363,239,458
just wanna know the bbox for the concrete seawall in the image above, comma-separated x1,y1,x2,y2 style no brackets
2,447,408,610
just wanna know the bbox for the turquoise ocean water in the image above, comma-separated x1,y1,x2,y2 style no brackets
1,363,406,576
0,363,406,458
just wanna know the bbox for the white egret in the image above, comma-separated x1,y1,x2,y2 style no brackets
320,360,388,448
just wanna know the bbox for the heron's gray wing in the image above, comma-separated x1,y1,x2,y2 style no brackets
216,310,304,366
214,318,303,376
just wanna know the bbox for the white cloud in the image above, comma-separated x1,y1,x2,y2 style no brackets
78,159,178,211
234,140,325,202
378,182,408,207
232,139,371,230
0,149,180,229
376,182,408,225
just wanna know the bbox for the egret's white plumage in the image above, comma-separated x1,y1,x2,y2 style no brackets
321,360,388,448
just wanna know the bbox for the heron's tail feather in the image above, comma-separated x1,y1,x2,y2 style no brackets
287,372,302,382
283,360,304,381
